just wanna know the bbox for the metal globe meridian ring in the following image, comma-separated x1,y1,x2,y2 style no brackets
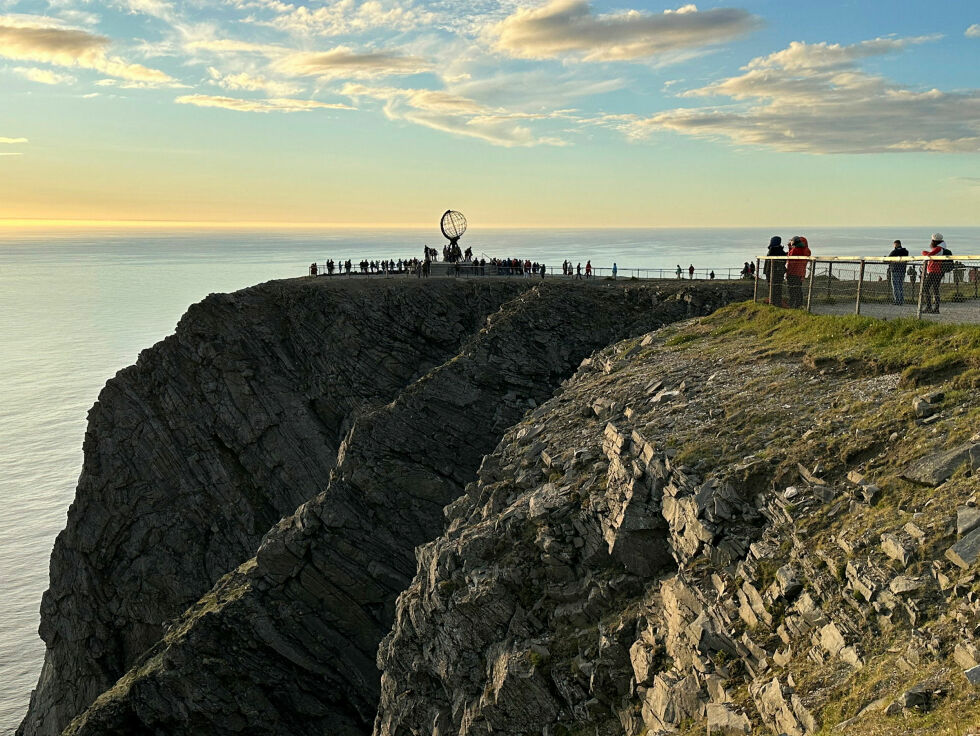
440,210,467,242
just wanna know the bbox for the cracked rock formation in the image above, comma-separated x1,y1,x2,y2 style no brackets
20,277,533,736
374,307,980,736
23,277,748,736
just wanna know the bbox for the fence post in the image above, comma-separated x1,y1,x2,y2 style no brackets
855,260,866,315
753,258,760,302
916,261,926,318
768,261,776,306
805,258,816,312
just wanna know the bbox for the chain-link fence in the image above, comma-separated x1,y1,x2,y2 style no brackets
754,256,980,322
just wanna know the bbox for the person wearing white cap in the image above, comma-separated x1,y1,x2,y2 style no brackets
921,233,945,313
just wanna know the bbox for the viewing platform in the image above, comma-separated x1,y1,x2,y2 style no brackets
754,255,980,323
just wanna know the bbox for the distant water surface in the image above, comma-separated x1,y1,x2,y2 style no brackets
1,226,977,732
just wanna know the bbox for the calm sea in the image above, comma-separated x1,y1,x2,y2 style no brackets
1,226,976,732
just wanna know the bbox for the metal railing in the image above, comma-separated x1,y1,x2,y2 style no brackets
753,255,980,321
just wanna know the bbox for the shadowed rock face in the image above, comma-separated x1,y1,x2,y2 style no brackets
19,277,533,736
22,278,749,736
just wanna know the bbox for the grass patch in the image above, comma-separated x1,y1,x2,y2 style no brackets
664,331,703,347
706,303,980,379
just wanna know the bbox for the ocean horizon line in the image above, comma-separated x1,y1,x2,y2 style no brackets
1,219,978,232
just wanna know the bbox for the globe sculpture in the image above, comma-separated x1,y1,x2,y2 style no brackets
440,210,467,248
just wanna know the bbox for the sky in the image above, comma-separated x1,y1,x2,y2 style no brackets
0,0,978,227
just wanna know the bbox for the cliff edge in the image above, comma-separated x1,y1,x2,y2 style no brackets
20,277,532,736
22,277,746,735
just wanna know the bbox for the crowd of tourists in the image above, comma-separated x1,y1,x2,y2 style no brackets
561,260,592,278
309,258,425,277
672,264,718,280
309,249,551,279
761,232,977,314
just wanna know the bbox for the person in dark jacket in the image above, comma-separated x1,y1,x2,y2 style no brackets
887,239,909,305
763,236,786,307
786,236,811,308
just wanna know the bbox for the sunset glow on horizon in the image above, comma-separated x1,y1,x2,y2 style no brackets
1,1,978,227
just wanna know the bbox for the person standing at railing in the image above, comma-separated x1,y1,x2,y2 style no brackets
786,236,811,308
688,264,695,280
763,236,787,307
887,239,909,305
612,263,618,280
922,233,945,313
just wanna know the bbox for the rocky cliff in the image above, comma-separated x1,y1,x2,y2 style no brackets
22,276,748,736
28,283,978,736
20,277,532,736
374,304,980,736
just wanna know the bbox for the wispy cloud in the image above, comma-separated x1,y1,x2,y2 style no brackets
13,65,76,85
967,24,980,38
492,0,760,61
622,36,980,154
0,132,27,156
340,83,568,147
277,46,433,79
115,0,176,20
175,93,354,113
236,0,436,36
207,67,300,96
186,38,285,56
0,17,175,84
738,35,940,73
450,69,624,109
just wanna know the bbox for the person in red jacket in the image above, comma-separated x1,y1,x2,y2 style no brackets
786,236,811,308
921,233,945,313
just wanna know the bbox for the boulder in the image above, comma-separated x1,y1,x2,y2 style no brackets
705,703,751,735
881,534,912,567
819,623,846,657
957,506,980,537
966,665,980,686
889,576,926,595
945,527,980,569
775,565,803,599
954,642,980,670
912,396,935,419
903,443,980,486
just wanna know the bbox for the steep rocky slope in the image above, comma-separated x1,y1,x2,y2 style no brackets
26,277,748,735
20,277,534,736
375,304,980,736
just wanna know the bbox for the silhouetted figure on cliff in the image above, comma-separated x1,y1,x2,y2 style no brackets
763,236,786,307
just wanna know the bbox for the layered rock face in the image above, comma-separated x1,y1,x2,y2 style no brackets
374,309,980,736
20,277,533,736
373,332,769,736
27,278,748,736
